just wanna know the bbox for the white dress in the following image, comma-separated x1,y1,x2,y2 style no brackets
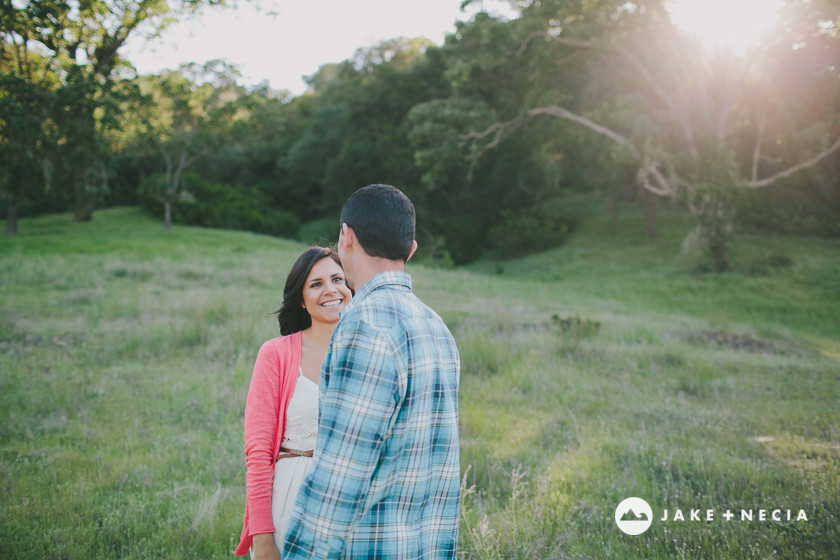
270,367,319,552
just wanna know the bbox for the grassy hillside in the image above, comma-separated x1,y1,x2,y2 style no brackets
1,205,838,559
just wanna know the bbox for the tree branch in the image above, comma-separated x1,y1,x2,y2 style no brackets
751,114,766,183
716,57,752,142
716,103,731,144
529,33,700,158
173,148,190,189
460,116,521,146
183,148,209,169
94,0,156,77
645,164,674,196
528,105,639,158
747,136,840,188
461,116,522,181
553,50,585,67
527,105,673,195
159,144,173,184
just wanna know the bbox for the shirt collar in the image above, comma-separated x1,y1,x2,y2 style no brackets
342,270,412,315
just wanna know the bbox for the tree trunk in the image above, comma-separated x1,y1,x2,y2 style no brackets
691,187,734,273
73,183,93,222
5,202,18,237
642,188,658,238
707,230,732,273
164,199,171,232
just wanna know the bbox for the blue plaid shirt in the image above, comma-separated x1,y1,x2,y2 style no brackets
283,270,460,559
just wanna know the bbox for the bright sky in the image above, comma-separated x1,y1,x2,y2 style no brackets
666,0,784,55
124,0,518,95
124,0,785,95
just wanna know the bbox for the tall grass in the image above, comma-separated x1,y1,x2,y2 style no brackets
1,204,838,558
454,194,839,558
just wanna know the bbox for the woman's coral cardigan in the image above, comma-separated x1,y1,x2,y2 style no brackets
235,331,302,556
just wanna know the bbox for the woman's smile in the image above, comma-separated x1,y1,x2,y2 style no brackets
302,257,352,325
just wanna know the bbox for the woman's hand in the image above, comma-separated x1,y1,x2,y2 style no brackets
252,533,281,560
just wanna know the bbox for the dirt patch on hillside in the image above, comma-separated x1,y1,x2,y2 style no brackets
685,329,779,354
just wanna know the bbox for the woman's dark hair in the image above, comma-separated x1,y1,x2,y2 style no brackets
339,184,415,261
273,247,342,335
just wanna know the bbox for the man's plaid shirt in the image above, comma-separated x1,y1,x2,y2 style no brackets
283,270,460,559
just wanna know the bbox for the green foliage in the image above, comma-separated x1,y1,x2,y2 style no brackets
408,98,497,191
743,251,794,276
279,104,349,178
295,217,339,246
488,205,575,259
9,0,840,276
677,147,742,272
1,0,236,230
425,212,488,266
734,179,840,238
140,173,299,237
411,234,456,270
551,314,602,338
0,66,56,222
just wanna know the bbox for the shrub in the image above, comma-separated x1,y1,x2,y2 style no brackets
734,183,840,238
141,173,299,237
412,234,456,269
488,206,575,259
550,314,601,339
744,251,794,276
430,213,489,266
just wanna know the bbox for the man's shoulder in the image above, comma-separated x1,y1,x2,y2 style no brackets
338,289,451,348
352,287,443,325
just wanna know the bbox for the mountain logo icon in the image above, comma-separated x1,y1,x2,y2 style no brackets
620,509,649,522
615,497,653,535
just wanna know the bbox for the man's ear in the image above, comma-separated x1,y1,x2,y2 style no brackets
339,223,354,250
405,240,418,262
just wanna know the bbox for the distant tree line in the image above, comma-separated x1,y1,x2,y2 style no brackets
3,0,839,269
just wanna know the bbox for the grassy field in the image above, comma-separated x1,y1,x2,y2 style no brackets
1,202,838,559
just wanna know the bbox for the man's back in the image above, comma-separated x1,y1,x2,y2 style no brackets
284,270,460,559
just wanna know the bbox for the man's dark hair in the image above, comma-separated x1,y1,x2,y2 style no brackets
273,246,342,335
340,184,415,261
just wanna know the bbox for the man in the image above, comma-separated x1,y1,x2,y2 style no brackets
283,184,460,559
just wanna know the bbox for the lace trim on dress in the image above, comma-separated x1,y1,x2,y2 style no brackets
279,366,318,451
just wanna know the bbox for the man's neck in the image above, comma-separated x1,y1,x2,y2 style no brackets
351,257,406,292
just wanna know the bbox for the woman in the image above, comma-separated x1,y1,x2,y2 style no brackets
235,247,352,559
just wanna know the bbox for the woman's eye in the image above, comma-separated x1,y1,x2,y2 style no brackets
310,282,321,288
333,277,344,283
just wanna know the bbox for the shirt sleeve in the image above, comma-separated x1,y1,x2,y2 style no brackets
283,318,404,559
243,340,282,535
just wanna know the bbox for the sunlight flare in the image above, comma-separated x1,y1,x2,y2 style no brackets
667,0,785,54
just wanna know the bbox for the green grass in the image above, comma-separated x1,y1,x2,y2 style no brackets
1,203,838,559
